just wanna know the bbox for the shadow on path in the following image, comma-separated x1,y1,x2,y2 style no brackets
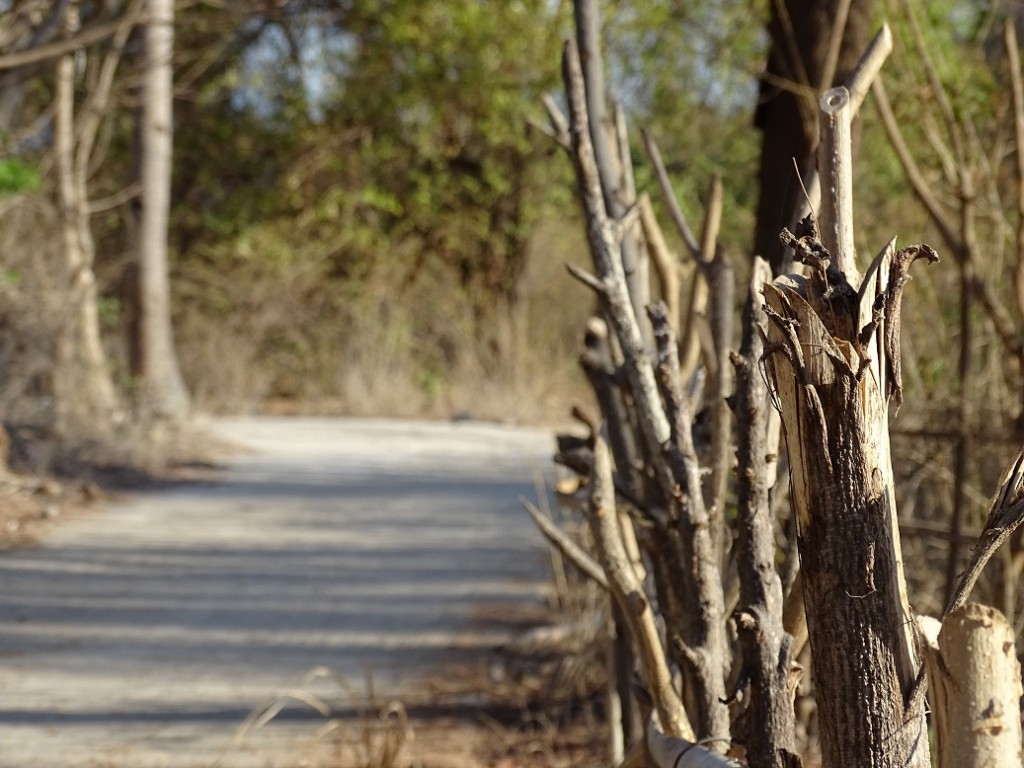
0,418,554,767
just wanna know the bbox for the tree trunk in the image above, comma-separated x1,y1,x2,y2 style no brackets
762,231,936,766
137,0,189,419
53,6,120,432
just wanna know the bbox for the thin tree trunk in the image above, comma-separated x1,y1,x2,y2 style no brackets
766,246,937,767
138,0,189,419
731,257,798,768
574,0,649,342
53,6,119,431
763,250,933,767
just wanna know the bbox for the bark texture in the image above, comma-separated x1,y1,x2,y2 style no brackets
762,231,936,767
731,257,798,768
138,0,190,419
53,4,122,431
648,303,729,745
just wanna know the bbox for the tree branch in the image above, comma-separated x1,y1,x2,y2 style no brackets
0,14,147,71
818,87,858,283
574,0,647,331
562,40,670,453
640,192,683,335
730,257,797,768
586,429,694,741
640,127,702,259
522,498,609,590
1005,19,1024,336
648,302,730,745
945,446,1024,617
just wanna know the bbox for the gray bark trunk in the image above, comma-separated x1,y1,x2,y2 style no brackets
138,0,189,419
731,257,798,768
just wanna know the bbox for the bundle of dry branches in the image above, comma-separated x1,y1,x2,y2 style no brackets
527,3,1024,767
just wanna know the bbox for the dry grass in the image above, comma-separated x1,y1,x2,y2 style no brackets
170,215,592,425
229,649,608,768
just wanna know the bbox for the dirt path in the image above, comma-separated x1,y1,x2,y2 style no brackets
0,417,554,767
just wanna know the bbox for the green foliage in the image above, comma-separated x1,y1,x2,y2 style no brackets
8,0,998,419
0,159,40,195
602,0,768,258
168,0,577,393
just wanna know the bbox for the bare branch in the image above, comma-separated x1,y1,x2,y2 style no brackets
527,116,569,149
640,192,682,335
818,87,858,283
648,302,730,745
566,262,605,294
521,498,609,590
640,127,702,259
873,80,960,252
680,177,721,383
819,0,853,95
901,0,968,169
874,79,1024,358
946,446,1024,617
793,24,893,227
707,242,734,556
75,0,142,182
586,430,694,741
0,14,146,71
574,0,646,328
541,92,570,147
1005,19,1024,328
86,183,142,214
562,40,670,450
615,103,638,212
846,23,893,116
731,257,797,767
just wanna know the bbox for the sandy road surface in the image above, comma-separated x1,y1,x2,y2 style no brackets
0,418,554,767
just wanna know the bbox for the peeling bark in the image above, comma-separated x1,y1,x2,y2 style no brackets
762,229,935,767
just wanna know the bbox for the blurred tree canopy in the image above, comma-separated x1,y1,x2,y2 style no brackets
170,0,575,374
0,0,1021,420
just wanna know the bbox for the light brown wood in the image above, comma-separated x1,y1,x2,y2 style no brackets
640,193,682,335
817,86,858,284
679,177,721,383
765,182,936,766
586,431,694,742
921,604,1024,768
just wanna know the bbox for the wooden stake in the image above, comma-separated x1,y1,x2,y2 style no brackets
818,86,859,284
921,605,1024,768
